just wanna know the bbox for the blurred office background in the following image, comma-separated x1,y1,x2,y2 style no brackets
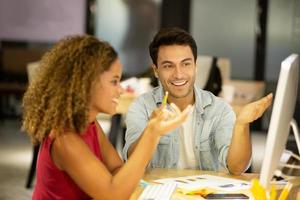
0,0,299,199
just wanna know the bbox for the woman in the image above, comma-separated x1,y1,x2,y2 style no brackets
22,35,190,200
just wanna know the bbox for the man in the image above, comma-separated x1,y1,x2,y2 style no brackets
122,27,272,175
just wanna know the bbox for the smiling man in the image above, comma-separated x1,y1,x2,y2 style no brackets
122,27,272,175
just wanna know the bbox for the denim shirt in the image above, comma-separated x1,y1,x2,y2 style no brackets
122,85,236,172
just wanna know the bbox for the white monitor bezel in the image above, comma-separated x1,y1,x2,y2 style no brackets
259,54,299,188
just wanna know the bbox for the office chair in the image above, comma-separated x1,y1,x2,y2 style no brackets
25,144,39,188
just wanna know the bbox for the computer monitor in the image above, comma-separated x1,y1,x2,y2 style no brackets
260,54,299,189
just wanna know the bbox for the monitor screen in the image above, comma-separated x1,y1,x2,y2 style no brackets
259,54,299,188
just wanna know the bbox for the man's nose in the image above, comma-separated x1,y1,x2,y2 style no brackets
173,66,184,78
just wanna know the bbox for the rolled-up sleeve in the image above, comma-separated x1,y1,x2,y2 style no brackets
122,97,150,161
214,102,252,172
214,102,236,171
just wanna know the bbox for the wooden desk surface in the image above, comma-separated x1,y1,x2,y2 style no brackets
129,168,258,200
130,168,300,200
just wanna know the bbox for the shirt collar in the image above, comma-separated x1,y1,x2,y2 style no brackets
153,86,165,107
193,85,213,114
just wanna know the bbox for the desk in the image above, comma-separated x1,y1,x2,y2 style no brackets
130,168,300,200
130,168,258,200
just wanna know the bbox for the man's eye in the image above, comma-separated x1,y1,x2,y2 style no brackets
183,62,191,67
163,64,172,69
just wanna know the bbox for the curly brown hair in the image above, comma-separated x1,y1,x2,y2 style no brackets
22,35,117,144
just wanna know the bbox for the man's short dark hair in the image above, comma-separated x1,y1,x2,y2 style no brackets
149,27,197,66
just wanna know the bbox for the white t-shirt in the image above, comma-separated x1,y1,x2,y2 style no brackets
177,105,199,169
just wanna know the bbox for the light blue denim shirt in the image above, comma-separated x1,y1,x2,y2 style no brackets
122,85,236,172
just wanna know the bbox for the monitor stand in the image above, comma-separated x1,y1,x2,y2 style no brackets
291,119,300,154
279,119,300,176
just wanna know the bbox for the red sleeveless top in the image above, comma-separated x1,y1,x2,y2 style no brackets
32,123,103,200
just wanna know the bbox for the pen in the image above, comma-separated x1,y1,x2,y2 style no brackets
278,182,292,200
251,179,260,200
270,184,277,200
258,183,267,200
162,91,168,105
251,179,266,200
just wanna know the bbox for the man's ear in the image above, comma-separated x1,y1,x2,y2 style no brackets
195,61,198,75
152,64,159,78
194,58,198,76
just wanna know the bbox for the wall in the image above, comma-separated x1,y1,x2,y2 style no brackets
190,0,256,80
0,0,86,42
95,0,161,77
265,0,300,99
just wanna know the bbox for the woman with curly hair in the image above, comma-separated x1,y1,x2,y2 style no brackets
22,35,190,200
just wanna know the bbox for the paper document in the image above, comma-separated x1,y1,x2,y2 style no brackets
154,174,251,192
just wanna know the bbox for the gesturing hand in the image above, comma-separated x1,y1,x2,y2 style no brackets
148,103,191,137
236,93,273,125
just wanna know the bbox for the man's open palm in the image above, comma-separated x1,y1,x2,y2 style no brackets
236,93,273,125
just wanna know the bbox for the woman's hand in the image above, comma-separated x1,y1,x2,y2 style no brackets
147,103,191,136
236,93,273,125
